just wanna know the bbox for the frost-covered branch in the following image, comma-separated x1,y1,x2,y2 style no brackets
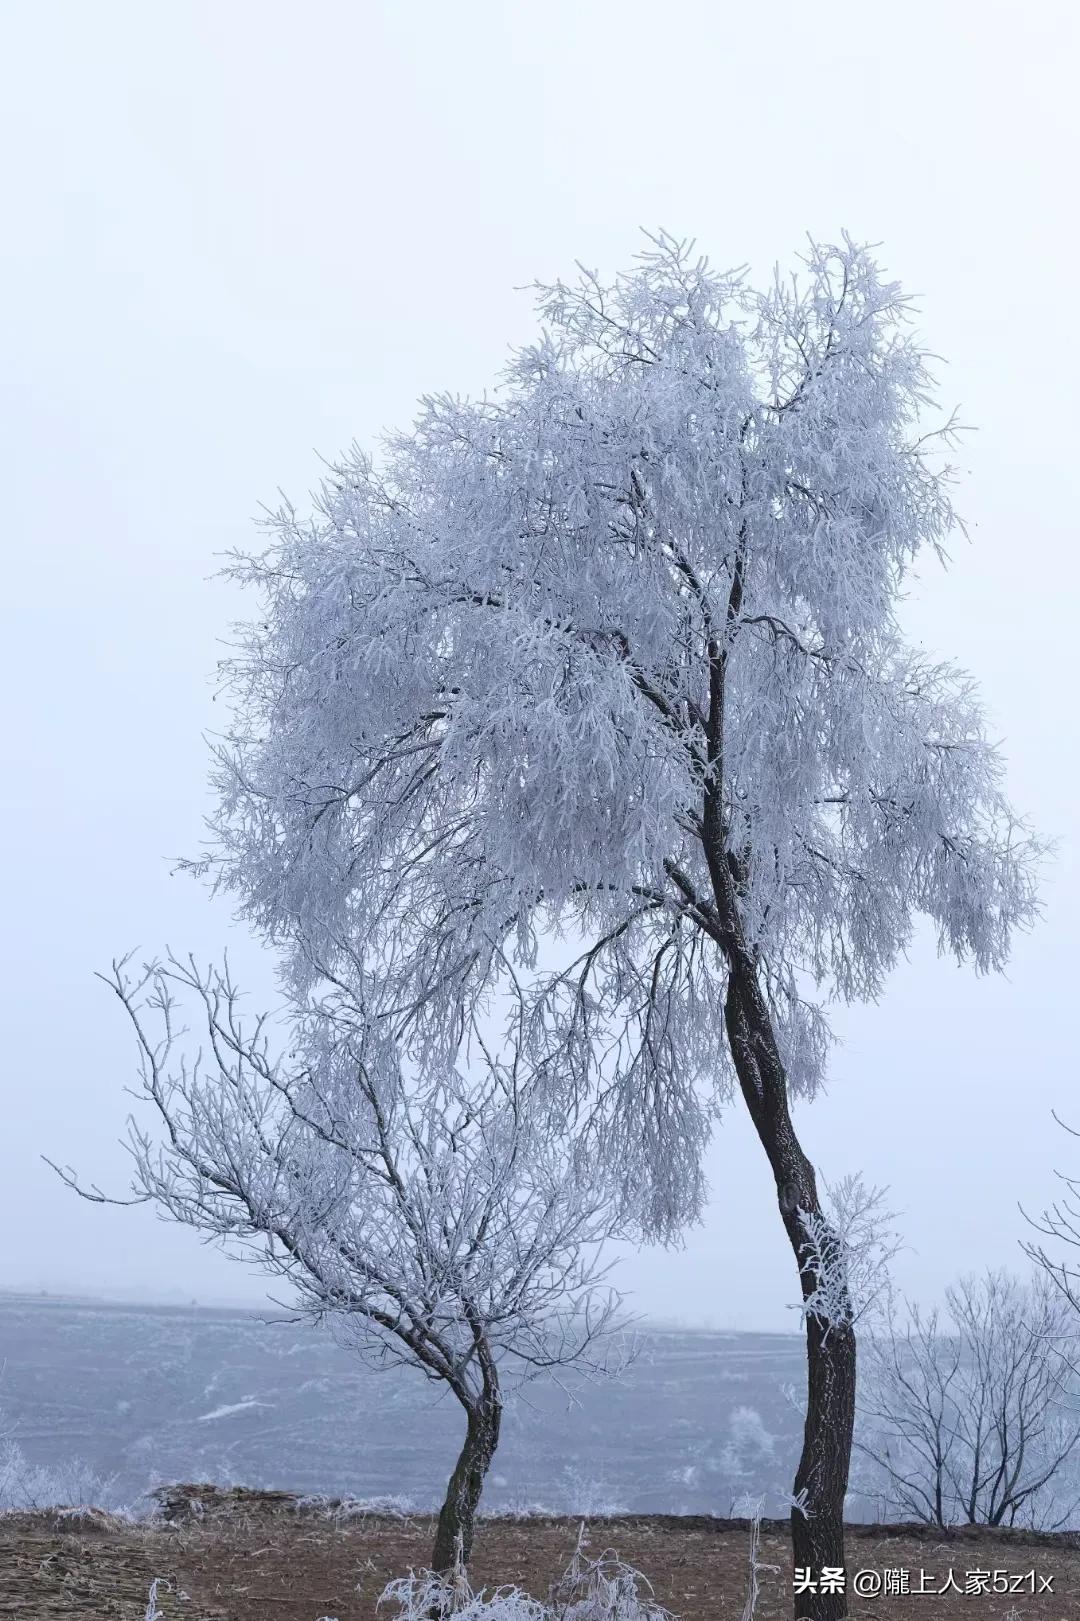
795,1174,900,1335
198,231,1040,1197
54,952,624,1571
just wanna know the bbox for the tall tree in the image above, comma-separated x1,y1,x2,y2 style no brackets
198,235,1041,1617
52,953,620,1573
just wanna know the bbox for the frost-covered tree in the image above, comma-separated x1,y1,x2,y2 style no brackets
855,1271,1080,1530
51,953,620,1572
194,234,1041,1617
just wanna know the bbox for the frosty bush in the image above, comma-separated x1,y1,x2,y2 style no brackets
0,1428,119,1516
547,1530,674,1621
380,1571,546,1621
552,1464,628,1517
380,1527,674,1620
719,1406,777,1480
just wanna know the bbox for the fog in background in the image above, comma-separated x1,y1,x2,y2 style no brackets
2,1,1076,1331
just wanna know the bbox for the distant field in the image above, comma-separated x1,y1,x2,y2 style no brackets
0,1295,806,1515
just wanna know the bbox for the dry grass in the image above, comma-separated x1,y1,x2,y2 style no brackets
2,1487,1079,1620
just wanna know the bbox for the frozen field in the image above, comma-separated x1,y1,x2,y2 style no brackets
0,1294,808,1515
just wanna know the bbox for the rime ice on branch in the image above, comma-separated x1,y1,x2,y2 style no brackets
194,233,1042,1619
58,952,622,1572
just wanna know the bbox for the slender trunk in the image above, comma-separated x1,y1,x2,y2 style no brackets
725,969,856,1621
430,1394,502,1575
704,532,855,1616
793,1314,856,1620
935,1454,944,1529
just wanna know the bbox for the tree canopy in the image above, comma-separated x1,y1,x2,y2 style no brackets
201,233,1040,1236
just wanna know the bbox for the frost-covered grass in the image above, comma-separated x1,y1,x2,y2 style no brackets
380,1526,676,1620
133,1528,683,1621
376,1511,783,1620
380,1574,545,1621
294,1491,418,1522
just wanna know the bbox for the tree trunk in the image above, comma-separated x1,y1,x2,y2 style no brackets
725,970,856,1621
792,1314,856,1620
430,1396,502,1575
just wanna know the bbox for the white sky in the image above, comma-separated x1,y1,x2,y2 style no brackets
2,0,1077,1331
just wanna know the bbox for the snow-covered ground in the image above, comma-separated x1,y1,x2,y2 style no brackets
0,1295,806,1515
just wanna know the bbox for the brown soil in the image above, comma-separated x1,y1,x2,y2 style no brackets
1,1487,1078,1620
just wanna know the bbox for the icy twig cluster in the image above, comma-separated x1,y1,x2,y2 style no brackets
796,1173,900,1334
380,1525,674,1620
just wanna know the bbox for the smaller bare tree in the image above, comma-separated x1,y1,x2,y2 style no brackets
854,1270,1080,1530
49,953,622,1573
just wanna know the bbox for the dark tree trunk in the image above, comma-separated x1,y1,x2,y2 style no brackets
430,1395,502,1575
792,1314,856,1620
724,967,856,1621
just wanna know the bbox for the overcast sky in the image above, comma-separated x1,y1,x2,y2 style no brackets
2,0,1077,1332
